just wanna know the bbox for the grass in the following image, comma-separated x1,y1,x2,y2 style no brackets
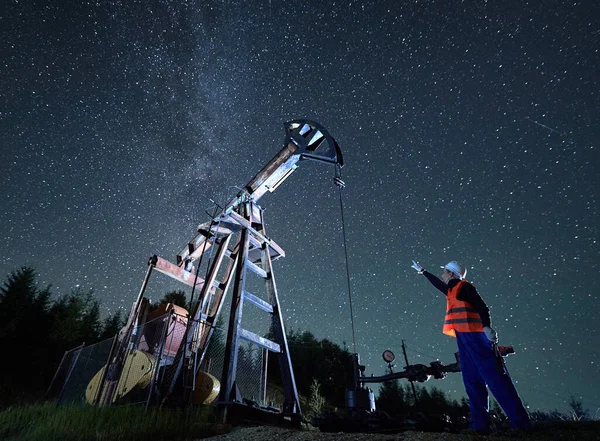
0,402,230,441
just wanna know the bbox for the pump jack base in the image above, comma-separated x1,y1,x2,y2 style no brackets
219,401,302,429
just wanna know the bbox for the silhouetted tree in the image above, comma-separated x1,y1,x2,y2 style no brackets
98,309,126,341
49,287,101,349
0,268,125,407
307,378,326,418
266,329,354,407
0,267,53,403
377,379,409,415
0,267,52,343
159,290,188,309
567,394,590,421
429,387,451,414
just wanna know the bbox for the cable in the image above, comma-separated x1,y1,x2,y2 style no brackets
188,202,222,309
334,164,357,356
189,203,226,393
406,347,443,361
395,337,447,360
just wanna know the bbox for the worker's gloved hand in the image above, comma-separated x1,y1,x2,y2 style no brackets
483,326,498,343
411,260,424,274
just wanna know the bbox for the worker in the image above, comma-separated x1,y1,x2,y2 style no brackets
411,260,532,434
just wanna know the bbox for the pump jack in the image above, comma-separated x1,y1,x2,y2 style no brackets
87,120,343,425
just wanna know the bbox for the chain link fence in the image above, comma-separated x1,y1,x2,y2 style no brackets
54,337,115,405
45,343,84,401
49,312,279,409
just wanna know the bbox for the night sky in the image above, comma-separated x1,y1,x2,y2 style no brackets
1,1,598,414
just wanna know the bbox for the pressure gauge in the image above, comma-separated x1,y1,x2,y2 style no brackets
382,350,395,363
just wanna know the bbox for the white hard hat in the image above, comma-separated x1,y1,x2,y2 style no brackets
441,261,467,279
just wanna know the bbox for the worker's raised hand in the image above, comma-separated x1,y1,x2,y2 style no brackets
411,260,424,274
484,326,498,343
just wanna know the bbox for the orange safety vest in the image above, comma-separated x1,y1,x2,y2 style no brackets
443,280,485,337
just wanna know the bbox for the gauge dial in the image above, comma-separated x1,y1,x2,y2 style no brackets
382,350,395,363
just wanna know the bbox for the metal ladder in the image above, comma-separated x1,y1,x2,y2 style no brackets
156,199,300,421
219,200,300,420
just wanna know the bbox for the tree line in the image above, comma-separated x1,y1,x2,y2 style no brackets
0,267,126,408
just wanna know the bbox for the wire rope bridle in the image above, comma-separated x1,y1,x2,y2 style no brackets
184,202,225,395
334,164,358,356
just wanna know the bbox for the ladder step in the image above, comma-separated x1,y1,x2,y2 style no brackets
249,235,262,250
239,328,281,353
246,260,267,278
243,291,273,313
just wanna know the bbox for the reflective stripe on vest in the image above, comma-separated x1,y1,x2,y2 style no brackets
443,280,485,338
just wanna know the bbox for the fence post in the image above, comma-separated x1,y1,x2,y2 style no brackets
260,348,268,404
146,310,172,410
45,347,72,401
56,342,85,405
93,335,119,406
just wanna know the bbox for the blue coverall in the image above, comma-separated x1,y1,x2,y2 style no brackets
456,331,531,432
423,271,531,433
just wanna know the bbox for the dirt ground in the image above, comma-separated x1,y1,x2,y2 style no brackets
202,423,600,441
203,426,464,441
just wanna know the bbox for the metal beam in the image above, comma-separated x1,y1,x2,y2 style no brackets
263,243,301,415
246,259,267,279
152,255,206,289
227,210,285,258
239,328,281,353
243,290,274,313
220,227,250,406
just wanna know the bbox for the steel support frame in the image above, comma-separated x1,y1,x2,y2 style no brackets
95,262,155,406
160,234,233,403
218,201,301,422
262,240,301,415
219,226,250,409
